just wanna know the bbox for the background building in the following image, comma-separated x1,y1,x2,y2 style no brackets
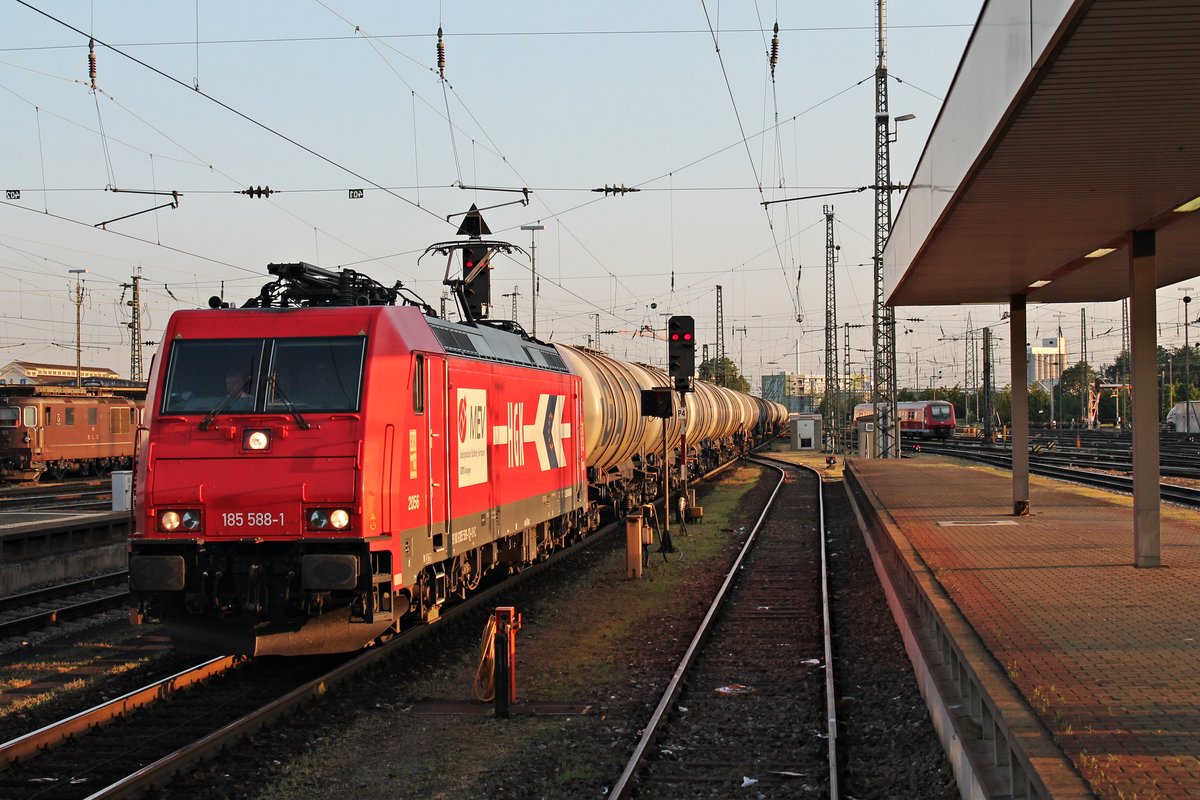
0,361,121,385
1027,336,1069,386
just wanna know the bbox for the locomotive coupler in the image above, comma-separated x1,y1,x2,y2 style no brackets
493,606,522,718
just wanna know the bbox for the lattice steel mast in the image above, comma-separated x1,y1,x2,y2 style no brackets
121,270,144,382
872,0,900,457
823,205,839,452
715,285,726,386
844,322,852,452
965,313,978,425
1080,308,1088,367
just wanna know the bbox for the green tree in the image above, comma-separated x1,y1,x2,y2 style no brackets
698,357,750,392
1058,361,1097,422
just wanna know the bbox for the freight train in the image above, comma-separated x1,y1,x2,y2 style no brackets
128,257,786,656
0,385,144,481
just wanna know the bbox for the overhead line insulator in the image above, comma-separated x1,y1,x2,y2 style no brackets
240,186,274,199
591,184,641,197
88,38,97,89
770,23,780,81
437,27,446,79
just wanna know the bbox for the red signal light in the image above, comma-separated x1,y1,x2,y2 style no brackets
683,333,692,341
671,333,680,340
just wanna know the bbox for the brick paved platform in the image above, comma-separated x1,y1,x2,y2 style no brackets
847,458,1200,800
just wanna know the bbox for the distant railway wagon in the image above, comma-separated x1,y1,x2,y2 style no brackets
852,400,956,439
0,385,145,481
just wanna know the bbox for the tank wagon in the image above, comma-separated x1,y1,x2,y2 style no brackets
128,261,786,656
0,385,144,481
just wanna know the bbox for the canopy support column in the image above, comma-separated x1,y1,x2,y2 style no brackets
1010,294,1030,515
1129,230,1161,567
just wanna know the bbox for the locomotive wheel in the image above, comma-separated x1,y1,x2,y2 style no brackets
48,463,66,481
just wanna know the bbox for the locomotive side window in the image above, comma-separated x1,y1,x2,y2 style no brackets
65,408,75,426
265,337,365,413
0,408,17,427
110,407,131,435
88,408,98,426
413,354,425,414
26,407,39,427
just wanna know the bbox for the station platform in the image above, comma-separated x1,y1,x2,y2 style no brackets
845,458,1200,800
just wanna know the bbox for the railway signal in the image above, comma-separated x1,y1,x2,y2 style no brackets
462,244,491,319
668,315,695,393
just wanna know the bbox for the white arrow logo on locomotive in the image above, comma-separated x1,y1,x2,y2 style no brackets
492,394,571,470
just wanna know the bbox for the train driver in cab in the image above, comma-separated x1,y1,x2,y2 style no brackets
224,371,253,408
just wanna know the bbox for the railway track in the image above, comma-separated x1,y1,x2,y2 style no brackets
611,458,839,797
919,443,1200,507
0,572,130,640
0,458,748,799
0,480,113,512
926,435,1200,479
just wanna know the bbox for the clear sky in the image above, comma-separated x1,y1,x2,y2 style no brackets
2,2,1193,391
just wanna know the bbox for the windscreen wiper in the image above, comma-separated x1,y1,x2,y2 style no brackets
198,377,251,431
268,373,311,430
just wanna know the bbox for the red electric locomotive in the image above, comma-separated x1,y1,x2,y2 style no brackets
129,256,785,656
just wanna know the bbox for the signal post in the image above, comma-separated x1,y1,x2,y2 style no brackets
667,316,695,535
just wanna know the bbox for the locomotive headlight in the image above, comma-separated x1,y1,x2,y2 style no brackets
158,509,202,533
306,507,351,531
243,429,271,451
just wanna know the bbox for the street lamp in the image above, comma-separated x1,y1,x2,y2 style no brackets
521,224,544,337
1183,289,1194,399
68,269,87,387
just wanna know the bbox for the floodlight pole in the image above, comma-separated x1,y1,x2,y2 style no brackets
69,269,87,387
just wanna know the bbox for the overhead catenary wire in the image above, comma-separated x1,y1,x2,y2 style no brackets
698,1,798,321
15,0,450,227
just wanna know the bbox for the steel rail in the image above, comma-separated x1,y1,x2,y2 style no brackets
753,456,840,797
609,459,788,800
48,453,753,799
0,570,128,614
919,444,1200,508
8,539,595,798
0,656,237,768
0,590,131,639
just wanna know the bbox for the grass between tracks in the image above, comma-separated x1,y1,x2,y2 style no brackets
0,624,166,722
253,464,773,800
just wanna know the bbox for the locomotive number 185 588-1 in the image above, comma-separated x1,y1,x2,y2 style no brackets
222,512,284,527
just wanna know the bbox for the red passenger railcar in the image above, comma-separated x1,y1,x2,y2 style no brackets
852,400,956,440
128,261,786,656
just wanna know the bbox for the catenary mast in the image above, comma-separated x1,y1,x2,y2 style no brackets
823,205,839,452
872,0,900,457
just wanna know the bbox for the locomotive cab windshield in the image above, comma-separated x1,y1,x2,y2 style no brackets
161,336,366,418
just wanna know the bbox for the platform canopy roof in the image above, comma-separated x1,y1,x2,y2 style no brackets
884,0,1200,306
